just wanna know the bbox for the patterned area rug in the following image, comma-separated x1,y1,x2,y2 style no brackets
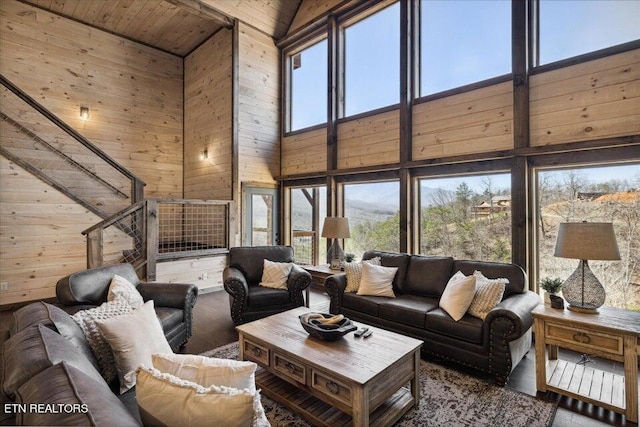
202,342,557,427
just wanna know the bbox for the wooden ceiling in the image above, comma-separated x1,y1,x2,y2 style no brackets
22,0,302,56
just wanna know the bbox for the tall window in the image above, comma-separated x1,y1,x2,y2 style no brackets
536,163,640,310
419,173,512,262
420,0,511,96
289,39,327,131
343,181,400,260
538,0,640,65
290,186,327,265
344,2,400,117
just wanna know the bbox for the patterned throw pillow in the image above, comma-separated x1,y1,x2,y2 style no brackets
467,270,508,320
107,274,144,309
72,298,133,384
258,259,293,289
344,257,381,293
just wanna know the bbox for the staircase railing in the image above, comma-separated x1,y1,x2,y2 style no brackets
0,74,145,218
83,199,231,280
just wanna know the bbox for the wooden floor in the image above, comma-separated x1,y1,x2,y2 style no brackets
1,287,635,426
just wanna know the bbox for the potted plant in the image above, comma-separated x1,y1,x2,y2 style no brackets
540,277,564,309
343,253,356,263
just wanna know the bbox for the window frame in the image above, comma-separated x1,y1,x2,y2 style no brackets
412,161,513,262
283,33,329,135
337,0,401,120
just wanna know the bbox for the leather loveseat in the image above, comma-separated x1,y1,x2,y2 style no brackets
56,263,198,350
325,250,541,386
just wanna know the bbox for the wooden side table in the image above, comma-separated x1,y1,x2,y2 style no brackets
532,305,640,423
301,264,341,308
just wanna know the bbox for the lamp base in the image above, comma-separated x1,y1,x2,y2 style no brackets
562,260,605,313
567,305,599,314
326,240,344,267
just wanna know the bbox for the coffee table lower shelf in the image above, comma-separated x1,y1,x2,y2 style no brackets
256,369,414,427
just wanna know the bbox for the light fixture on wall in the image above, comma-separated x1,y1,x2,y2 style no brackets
80,106,89,120
554,221,620,313
199,148,208,161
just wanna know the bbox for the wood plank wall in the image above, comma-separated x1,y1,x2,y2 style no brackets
282,127,327,175
0,157,101,304
287,0,351,36
0,1,183,306
530,49,640,146
184,28,233,200
338,109,400,168
0,1,184,197
413,82,514,160
237,23,280,185
155,255,227,293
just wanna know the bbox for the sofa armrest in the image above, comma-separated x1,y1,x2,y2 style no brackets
138,282,198,311
223,267,249,324
287,265,311,307
485,290,541,341
324,273,347,314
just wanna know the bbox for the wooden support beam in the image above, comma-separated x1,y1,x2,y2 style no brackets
327,15,339,173
512,0,529,149
165,0,234,28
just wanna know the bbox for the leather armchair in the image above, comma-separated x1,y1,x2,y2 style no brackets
223,246,311,325
55,263,198,351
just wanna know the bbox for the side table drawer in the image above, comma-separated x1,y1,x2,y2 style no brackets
243,339,269,366
272,352,306,384
546,322,623,355
311,369,352,407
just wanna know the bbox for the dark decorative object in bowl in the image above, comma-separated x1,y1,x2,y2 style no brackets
299,313,357,341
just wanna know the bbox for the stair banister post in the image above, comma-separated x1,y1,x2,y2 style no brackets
86,229,103,269
145,199,158,281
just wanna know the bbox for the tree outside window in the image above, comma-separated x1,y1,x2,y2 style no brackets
536,164,640,310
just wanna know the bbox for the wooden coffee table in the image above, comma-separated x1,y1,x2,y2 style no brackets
236,306,422,426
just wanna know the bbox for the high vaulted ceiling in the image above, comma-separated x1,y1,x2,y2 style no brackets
22,0,302,56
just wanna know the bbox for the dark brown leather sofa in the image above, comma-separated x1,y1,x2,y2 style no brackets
223,246,312,325
325,250,541,386
56,263,198,351
1,302,142,425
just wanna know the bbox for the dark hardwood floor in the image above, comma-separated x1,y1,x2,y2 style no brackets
1,287,634,426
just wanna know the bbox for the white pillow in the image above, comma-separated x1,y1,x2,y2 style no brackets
344,257,381,293
259,259,293,289
356,263,397,298
468,270,508,320
439,271,477,321
151,353,257,393
95,300,172,393
72,298,133,384
107,274,144,309
136,366,264,427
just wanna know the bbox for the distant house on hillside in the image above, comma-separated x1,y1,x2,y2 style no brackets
472,195,511,216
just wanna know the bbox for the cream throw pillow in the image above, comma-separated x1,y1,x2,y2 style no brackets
468,270,508,320
136,366,265,427
151,353,257,393
71,298,133,384
259,259,293,289
356,263,397,298
344,257,381,293
439,271,476,321
107,274,144,309
95,300,172,393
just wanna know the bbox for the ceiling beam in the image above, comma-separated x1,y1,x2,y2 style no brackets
165,0,234,28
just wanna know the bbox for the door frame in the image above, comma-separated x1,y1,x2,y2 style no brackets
242,182,279,246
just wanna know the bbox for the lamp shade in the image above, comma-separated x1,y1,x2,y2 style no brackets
554,222,620,261
321,217,350,239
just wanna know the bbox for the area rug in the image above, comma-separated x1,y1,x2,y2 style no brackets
202,342,557,427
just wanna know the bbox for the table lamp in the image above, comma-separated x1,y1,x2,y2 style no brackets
553,221,620,314
321,217,350,268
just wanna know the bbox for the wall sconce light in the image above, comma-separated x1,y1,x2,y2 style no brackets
199,148,208,161
80,106,89,120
